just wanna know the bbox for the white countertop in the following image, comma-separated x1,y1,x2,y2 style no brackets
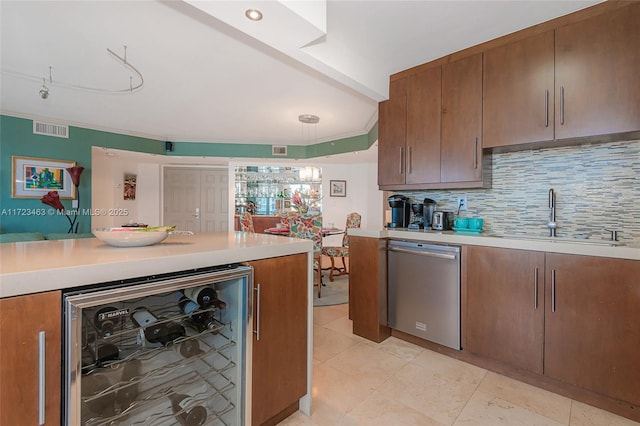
0,231,313,298
350,228,640,261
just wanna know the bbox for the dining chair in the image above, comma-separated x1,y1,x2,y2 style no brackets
289,214,323,297
239,211,255,233
321,212,361,281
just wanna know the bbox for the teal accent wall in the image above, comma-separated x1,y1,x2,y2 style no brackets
0,114,378,234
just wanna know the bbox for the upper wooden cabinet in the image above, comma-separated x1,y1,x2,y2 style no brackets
441,53,483,183
555,4,640,140
377,78,407,187
484,3,640,148
483,31,555,148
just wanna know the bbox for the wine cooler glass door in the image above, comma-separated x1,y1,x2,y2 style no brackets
64,266,252,426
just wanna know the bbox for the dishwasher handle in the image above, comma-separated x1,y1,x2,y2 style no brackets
388,246,457,260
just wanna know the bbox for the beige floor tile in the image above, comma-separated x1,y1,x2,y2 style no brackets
569,401,640,426
278,400,347,426
477,372,571,425
454,390,566,426
411,348,487,384
311,362,377,416
379,361,481,425
377,336,426,361
313,326,360,363
338,391,446,426
322,315,375,345
323,342,409,389
313,304,348,326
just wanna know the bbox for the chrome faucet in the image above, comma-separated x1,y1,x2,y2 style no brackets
548,188,557,237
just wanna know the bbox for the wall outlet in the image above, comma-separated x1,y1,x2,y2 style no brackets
457,196,468,211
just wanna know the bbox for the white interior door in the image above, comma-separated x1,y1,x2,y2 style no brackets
163,167,228,232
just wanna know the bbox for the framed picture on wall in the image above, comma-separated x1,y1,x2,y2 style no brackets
329,180,347,197
12,156,76,198
124,174,137,200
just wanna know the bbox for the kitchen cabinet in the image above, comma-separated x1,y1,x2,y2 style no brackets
465,246,544,374
378,78,407,186
0,291,61,426
441,53,484,183
349,236,390,343
544,254,640,406
555,4,640,140
249,254,307,425
483,4,640,148
483,31,555,148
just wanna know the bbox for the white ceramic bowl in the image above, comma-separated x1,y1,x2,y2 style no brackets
93,227,169,247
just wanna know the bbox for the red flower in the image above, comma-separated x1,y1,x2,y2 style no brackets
41,191,65,211
66,166,84,187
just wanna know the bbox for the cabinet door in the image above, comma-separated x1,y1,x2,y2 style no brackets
0,291,61,426
465,246,544,374
483,31,555,148
441,53,483,183
555,4,640,140
378,79,407,186
250,254,307,425
406,67,441,184
545,254,640,405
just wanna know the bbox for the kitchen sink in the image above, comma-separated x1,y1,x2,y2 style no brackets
491,234,625,247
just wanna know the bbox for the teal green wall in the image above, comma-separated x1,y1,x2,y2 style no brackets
0,114,378,234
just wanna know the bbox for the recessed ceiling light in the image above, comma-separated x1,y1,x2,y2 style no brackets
245,9,263,21
298,114,320,124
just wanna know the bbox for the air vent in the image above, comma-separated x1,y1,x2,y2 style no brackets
33,120,69,138
272,145,288,156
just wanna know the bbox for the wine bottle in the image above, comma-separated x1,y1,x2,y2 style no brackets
178,339,203,358
183,286,226,310
115,359,142,411
94,306,123,338
82,374,116,417
131,307,185,346
178,297,217,332
169,393,208,426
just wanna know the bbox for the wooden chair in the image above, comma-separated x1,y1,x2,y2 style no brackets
289,214,324,297
322,212,361,281
239,211,255,233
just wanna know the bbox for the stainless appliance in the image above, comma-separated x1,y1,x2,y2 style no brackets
432,211,453,231
423,198,437,228
387,240,461,350
387,195,410,228
63,265,252,425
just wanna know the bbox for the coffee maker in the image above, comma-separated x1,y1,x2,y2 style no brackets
423,198,437,228
408,203,424,230
387,195,410,228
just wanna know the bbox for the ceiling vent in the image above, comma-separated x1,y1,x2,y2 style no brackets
33,120,69,138
272,145,288,156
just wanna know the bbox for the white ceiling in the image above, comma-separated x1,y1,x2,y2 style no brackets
1,0,602,147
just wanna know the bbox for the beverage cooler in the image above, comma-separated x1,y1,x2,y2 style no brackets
63,264,253,426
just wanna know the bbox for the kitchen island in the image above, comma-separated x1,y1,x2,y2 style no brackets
0,231,314,426
349,227,640,422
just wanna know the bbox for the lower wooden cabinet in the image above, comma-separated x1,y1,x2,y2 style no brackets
0,290,62,426
465,247,640,409
249,254,307,426
544,254,640,406
465,246,544,374
349,236,390,343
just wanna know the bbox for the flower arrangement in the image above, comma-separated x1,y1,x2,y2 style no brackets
291,190,321,214
41,166,84,233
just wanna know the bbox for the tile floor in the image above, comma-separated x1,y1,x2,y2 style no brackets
280,304,640,426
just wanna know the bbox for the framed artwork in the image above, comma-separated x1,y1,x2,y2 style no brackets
12,156,76,199
330,180,347,197
124,174,137,200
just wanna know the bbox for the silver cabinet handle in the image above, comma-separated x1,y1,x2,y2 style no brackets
560,86,565,125
408,146,412,174
551,269,556,313
473,137,478,169
544,90,549,128
534,267,539,309
399,146,404,175
388,247,457,260
253,284,261,341
38,331,46,425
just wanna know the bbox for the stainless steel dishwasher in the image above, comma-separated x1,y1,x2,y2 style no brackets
388,240,461,350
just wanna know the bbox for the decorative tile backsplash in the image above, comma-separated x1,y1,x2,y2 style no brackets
397,139,640,245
